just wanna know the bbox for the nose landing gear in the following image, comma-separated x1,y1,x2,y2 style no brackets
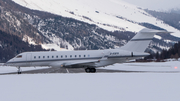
85,68,96,73
17,67,21,74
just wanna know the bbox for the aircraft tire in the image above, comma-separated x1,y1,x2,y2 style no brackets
90,68,96,73
94,68,96,73
85,68,90,73
85,68,96,73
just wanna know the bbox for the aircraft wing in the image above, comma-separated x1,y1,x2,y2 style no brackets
50,59,100,68
64,59,100,67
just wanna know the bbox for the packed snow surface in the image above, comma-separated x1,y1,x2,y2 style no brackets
13,0,180,37
1,61,180,101
0,73,180,101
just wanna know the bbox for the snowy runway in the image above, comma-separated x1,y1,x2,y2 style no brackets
0,61,180,101
1,61,180,74
0,73,180,101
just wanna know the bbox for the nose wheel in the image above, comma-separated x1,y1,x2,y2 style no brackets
85,68,96,73
17,67,21,74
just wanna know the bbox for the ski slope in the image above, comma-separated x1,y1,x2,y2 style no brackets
13,0,180,37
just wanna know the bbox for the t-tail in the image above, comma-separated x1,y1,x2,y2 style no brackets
120,28,172,53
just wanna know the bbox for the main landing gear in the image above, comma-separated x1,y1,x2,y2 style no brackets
17,67,21,74
85,68,96,73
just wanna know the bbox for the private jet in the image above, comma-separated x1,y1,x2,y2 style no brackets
5,28,171,74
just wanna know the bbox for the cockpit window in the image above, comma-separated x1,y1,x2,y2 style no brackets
16,55,22,58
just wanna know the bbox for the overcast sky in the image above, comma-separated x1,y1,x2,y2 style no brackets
123,0,180,11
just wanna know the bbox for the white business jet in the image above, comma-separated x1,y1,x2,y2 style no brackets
5,28,171,74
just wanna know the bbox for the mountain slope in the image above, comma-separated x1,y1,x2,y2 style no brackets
0,0,52,45
0,0,179,55
0,30,46,62
13,0,180,38
0,0,136,51
146,9,180,31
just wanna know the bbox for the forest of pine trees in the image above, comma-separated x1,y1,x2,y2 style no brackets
0,30,46,63
145,42,180,60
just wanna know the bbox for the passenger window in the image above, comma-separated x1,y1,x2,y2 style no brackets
43,56,45,58
39,56,40,58
47,56,49,58
75,55,77,58
79,55,81,57
70,55,72,58
16,55,22,58
84,55,86,57
56,56,58,58
61,55,63,58
52,56,54,58
65,55,67,58
34,56,36,59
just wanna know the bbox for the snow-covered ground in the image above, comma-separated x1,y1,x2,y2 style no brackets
0,61,180,101
0,73,180,101
100,61,180,72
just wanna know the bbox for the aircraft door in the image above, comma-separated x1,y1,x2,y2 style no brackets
26,54,32,66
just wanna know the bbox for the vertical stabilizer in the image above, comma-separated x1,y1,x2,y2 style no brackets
120,28,171,52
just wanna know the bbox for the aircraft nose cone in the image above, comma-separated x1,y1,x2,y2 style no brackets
5,61,10,66
5,59,14,66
